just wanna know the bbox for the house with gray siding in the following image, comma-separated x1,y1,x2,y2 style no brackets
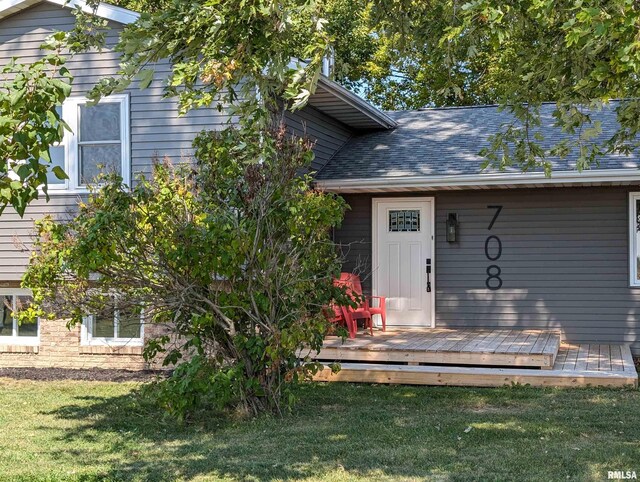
0,0,639,376
0,0,390,369
317,107,640,356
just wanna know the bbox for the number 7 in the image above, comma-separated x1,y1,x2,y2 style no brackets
487,205,503,230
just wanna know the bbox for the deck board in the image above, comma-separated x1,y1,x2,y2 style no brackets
610,345,624,372
574,344,590,371
495,331,521,352
563,345,580,371
600,344,612,371
445,331,478,352
437,330,473,352
517,332,539,354
531,333,551,355
554,344,569,369
621,344,636,372
475,330,508,353
421,331,451,351
486,330,512,353
312,328,561,368
460,330,492,353
505,331,532,354
543,336,562,366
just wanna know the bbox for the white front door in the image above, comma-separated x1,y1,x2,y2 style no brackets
373,198,434,327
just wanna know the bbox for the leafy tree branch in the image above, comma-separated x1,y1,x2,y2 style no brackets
0,32,71,216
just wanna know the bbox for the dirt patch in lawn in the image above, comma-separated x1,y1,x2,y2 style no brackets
0,367,169,382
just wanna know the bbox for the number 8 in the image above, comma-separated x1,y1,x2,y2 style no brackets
486,265,502,290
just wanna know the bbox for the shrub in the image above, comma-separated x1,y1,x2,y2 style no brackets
24,124,349,417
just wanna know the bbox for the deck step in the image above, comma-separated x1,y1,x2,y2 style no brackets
314,358,639,389
312,329,562,369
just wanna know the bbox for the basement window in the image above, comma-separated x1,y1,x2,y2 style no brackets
630,193,640,287
82,304,143,346
0,290,39,346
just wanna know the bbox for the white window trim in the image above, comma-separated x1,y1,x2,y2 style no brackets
55,94,131,193
45,141,68,191
629,192,640,287
0,288,39,347
81,309,144,347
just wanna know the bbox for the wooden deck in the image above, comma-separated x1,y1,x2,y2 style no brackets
311,328,561,369
309,329,638,388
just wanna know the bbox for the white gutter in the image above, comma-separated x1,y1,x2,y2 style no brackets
49,0,139,23
0,0,140,24
316,77,397,129
316,168,640,192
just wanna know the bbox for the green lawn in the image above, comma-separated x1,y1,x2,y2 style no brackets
0,378,638,481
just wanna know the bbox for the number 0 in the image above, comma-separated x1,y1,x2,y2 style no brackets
484,235,502,261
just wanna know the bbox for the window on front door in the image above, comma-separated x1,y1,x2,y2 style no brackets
389,209,420,232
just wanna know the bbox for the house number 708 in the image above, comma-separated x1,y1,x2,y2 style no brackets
485,205,503,290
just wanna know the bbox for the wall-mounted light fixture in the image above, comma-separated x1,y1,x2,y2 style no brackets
446,213,458,243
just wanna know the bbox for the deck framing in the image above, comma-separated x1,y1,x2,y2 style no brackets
313,329,560,369
309,329,638,388
314,353,638,388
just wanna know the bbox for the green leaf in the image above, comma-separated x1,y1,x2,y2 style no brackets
52,166,69,180
10,87,26,106
137,69,154,90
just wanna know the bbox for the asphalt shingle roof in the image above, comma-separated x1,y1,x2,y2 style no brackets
316,103,640,180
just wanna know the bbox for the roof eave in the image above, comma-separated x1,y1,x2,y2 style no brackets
314,76,397,130
316,169,640,192
0,0,139,24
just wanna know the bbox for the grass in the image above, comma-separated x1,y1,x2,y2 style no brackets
0,379,638,481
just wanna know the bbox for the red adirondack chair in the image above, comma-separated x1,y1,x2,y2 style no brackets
351,274,386,332
337,272,387,336
323,303,357,339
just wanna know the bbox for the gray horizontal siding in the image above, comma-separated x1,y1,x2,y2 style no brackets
335,187,640,353
284,106,352,172
0,195,82,280
0,1,231,180
334,194,373,286
0,2,350,281
0,2,226,280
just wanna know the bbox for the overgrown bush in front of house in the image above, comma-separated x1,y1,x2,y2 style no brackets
23,123,349,419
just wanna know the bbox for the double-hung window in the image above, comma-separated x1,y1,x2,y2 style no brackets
49,94,130,191
82,304,144,346
629,193,640,287
0,290,39,346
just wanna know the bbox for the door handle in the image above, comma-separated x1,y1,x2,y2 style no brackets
426,258,432,292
